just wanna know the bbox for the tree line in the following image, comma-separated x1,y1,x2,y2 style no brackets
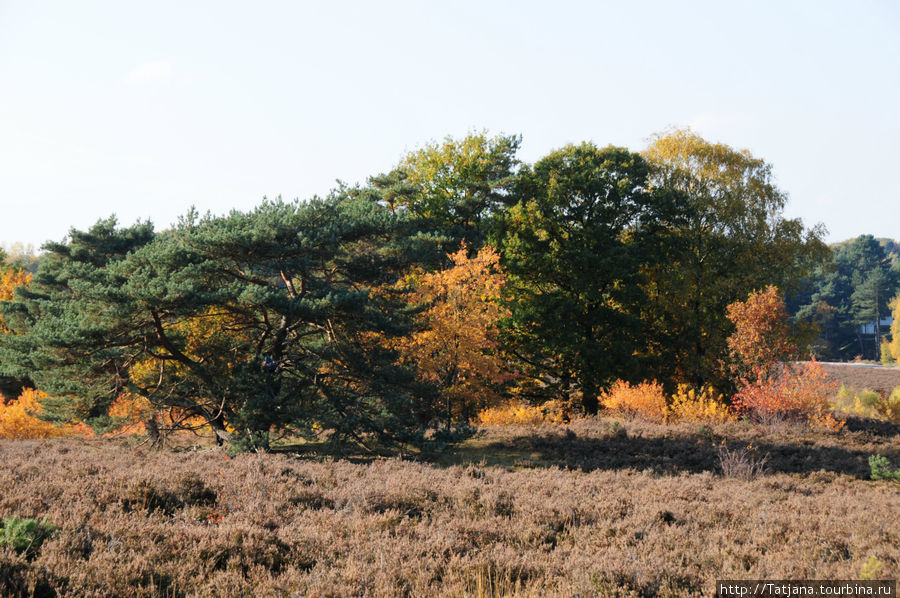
0,129,835,450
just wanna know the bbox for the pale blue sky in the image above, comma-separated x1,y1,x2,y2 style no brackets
1,0,898,250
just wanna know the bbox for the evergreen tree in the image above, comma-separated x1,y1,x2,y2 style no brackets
0,194,442,450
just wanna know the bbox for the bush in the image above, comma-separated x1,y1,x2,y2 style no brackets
716,443,768,480
0,389,64,439
600,380,668,423
874,388,900,424
475,399,577,426
732,361,842,430
831,385,882,419
0,516,56,557
868,455,900,482
879,340,894,366
0,389,94,439
669,385,735,423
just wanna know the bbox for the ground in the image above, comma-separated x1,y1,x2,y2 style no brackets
0,416,897,597
817,361,900,396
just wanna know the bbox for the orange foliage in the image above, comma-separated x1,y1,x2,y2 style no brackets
474,399,578,427
726,285,797,381
106,392,225,437
399,244,512,417
0,388,93,439
0,268,31,332
732,360,843,429
600,380,669,423
107,393,156,435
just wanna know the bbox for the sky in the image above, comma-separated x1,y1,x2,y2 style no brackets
1,0,898,251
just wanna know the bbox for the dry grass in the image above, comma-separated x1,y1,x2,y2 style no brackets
818,362,900,396
0,416,897,597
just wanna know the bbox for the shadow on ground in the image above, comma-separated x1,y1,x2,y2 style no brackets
270,417,900,479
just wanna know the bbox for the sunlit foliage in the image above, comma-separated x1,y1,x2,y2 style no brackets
399,244,511,427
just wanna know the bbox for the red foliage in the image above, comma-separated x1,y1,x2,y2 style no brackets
732,359,842,429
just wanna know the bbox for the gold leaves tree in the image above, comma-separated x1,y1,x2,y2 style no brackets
400,244,511,428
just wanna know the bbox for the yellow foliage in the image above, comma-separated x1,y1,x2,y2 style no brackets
0,389,92,439
885,296,900,364
875,387,900,424
105,392,227,436
129,307,251,390
107,393,156,435
475,399,577,427
600,380,669,423
399,243,512,417
831,385,882,419
669,384,736,423
0,268,31,333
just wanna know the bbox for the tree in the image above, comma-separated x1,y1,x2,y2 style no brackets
797,235,899,359
500,143,679,413
725,285,797,382
0,194,443,451
642,129,828,387
882,295,900,364
398,243,511,429
372,132,521,250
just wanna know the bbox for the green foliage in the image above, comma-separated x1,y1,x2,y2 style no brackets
227,429,271,456
0,193,445,451
642,129,828,388
500,143,682,413
0,516,56,556
860,556,884,580
868,454,900,481
385,132,521,247
796,235,899,360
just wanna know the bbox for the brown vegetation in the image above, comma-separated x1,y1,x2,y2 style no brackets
818,362,900,396
1,417,897,597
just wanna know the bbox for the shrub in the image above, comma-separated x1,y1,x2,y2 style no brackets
475,399,576,426
600,380,668,423
725,286,797,382
860,556,885,580
0,389,94,439
0,516,56,557
669,385,735,423
732,360,842,430
868,455,900,482
716,443,768,480
874,387,900,424
0,389,64,439
830,385,881,419
879,340,894,366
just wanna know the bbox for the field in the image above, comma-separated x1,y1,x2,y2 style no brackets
1,416,898,597
817,362,900,396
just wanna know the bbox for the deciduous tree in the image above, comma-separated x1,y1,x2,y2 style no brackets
398,244,511,428
642,129,828,387
725,285,797,382
500,143,679,413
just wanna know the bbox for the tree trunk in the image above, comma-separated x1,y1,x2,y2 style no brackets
581,378,598,415
145,417,160,447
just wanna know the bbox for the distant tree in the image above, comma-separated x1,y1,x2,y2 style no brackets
797,235,899,359
883,296,900,364
642,129,828,387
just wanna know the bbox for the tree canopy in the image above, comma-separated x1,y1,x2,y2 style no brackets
0,129,835,448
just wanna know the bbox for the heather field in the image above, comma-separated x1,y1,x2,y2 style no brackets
1,417,898,598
